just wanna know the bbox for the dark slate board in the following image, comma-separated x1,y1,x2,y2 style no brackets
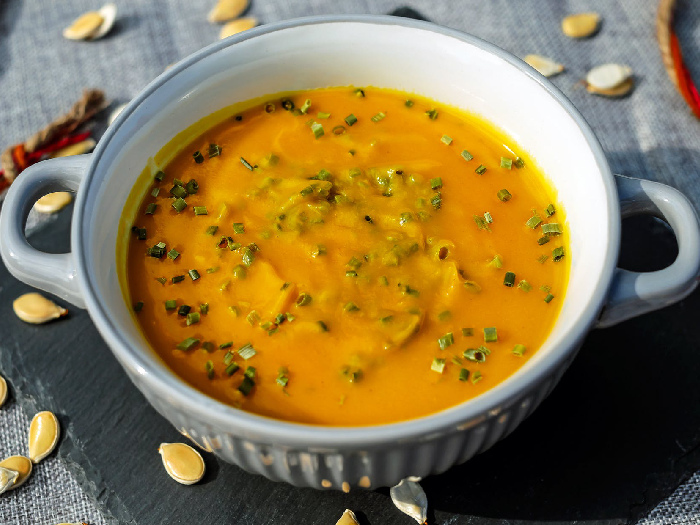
1,196,699,525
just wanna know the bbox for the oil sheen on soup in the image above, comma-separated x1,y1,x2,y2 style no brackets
122,87,569,426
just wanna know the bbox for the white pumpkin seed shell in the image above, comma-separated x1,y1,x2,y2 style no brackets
562,12,601,38
219,17,258,40
13,293,68,324
90,3,117,40
63,11,104,40
0,375,7,408
28,411,61,464
0,456,32,491
390,478,428,524
524,54,565,77
208,0,249,23
159,442,205,485
586,63,633,90
336,509,360,525
51,138,96,158
34,192,73,214
0,466,19,494
587,77,635,98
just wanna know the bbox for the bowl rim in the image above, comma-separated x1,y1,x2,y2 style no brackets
75,14,620,448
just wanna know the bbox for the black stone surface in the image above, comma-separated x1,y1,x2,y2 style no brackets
1,196,698,525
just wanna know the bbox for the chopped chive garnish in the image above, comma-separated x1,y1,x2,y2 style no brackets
545,204,556,217
176,337,199,351
206,267,219,275
185,179,198,195
220,341,233,350
281,98,294,110
223,350,234,365
167,248,179,260
399,212,413,225
483,327,498,343
317,111,331,119
232,223,245,234
345,270,358,278
437,310,452,322
426,108,438,120
285,312,295,322
401,284,420,297
526,215,542,229
462,328,474,337
151,188,160,197
473,215,491,231
317,320,329,332
296,293,312,306
313,244,327,257
186,312,200,326
500,157,513,169
503,272,516,287
430,177,443,190
205,225,218,236
347,256,362,270
194,206,208,216
514,157,525,168
332,125,346,135
240,157,254,171
246,311,260,326
518,280,532,292
300,185,314,197
542,223,562,235
488,254,503,268
208,143,222,158
170,185,187,198
188,269,200,281
379,276,389,286
512,344,527,356
241,247,255,267
417,211,430,222
344,114,357,126
538,254,549,264
471,370,483,384
463,280,482,293
405,99,414,107
172,275,185,283
133,227,147,240
133,301,144,312
343,302,360,313
202,342,215,353
155,277,167,285
238,343,256,360
463,347,488,363
177,305,191,316
431,193,442,210
238,376,255,396
379,315,394,324
276,368,289,387
459,368,470,382
538,236,551,245
244,366,256,379
497,189,512,202
300,99,311,113
438,332,455,350
310,122,324,138
475,164,487,175
172,198,187,213
552,246,565,262
154,170,165,182
354,88,365,97
484,212,493,224
192,151,204,163
145,203,157,215
544,293,555,303
225,362,240,376
232,264,247,280
461,150,474,161
371,112,386,122
440,134,453,145
431,358,446,374
540,285,551,292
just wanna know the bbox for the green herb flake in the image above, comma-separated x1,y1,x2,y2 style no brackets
500,157,513,169
317,111,331,119
176,337,199,351
154,170,165,182
188,269,200,281
133,301,144,313
463,280,482,293
518,280,532,292
225,362,240,376
311,122,324,139
488,254,503,268
238,376,255,396
483,327,498,343
471,370,483,384
233,222,245,234
538,236,551,245
542,223,563,235
459,368,470,382
437,310,452,322
484,212,493,224
461,150,474,161
545,204,556,217
430,177,443,190
497,189,512,202
552,246,566,262
441,135,453,145
526,215,542,229
171,275,185,284
205,225,219,236
194,206,208,216
538,254,549,264
167,248,180,260
343,302,360,313
431,358,446,374
405,99,414,107
317,320,329,332
474,215,491,231
475,164,487,175
438,332,455,350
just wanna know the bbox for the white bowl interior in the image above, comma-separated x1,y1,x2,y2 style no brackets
80,19,613,429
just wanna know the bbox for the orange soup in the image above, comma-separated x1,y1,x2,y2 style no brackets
120,87,569,426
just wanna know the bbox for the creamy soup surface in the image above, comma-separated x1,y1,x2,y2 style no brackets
121,87,569,426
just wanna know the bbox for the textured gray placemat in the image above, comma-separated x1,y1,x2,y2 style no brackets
0,1,698,523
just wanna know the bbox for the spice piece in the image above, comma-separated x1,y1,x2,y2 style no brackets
34,192,72,214
158,443,205,485
562,12,601,38
524,55,565,77
219,17,258,39
28,411,60,464
0,456,32,491
133,301,144,313
12,293,68,324
390,478,428,524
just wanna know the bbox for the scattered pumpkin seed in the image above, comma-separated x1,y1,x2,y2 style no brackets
0,456,32,491
158,442,206,485
63,3,116,41
90,3,117,39
561,12,601,38
390,477,428,524
524,54,565,77
208,0,249,23
0,466,19,495
34,192,73,214
28,411,61,464
586,63,633,90
219,16,258,39
0,375,7,408
587,77,635,97
12,293,68,324
50,138,96,158
336,509,360,525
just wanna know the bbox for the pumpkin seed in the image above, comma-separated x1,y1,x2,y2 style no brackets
586,63,633,90
587,77,635,97
561,12,601,38
158,442,205,485
390,478,428,524
219,17,258,39
13,293,68,324
0,456,32,491
91,3,117,40
51,138,96,158
63,3,116,41
336,509,360,525
28,411,61,464
0,466,19,494
208,0,249,23
524,54,565,77
0,375,7,408
34,192,73,214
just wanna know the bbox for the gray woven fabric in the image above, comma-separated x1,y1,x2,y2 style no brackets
0,0,698,523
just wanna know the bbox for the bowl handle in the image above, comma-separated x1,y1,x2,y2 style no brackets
0,156,90,308
597,174,700,328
